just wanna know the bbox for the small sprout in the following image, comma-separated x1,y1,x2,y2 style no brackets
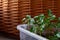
48,9,52,16
22,9,60,40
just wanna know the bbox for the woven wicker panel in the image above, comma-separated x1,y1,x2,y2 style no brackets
0,0,60,38
0,0,3,31
0,0,31,37
8,0,19,35
31,0,58,17
57,0,60,17
31,0,43,17
18,0,31,23
2,0,9,32
43,0,58,16
2,0,19,36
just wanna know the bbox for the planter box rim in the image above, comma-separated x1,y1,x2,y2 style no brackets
17,24,48,40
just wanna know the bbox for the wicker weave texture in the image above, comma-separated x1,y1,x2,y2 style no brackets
31,0,58,17
0,0,3,31
1,0,19,36
0,0,60,38
18,0,31,23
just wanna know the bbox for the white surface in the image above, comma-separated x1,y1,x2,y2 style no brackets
17,24,48,40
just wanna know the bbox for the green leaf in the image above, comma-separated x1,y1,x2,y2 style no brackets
22,9,60,40
45,18,50,24
30,25,37,33
34,16,38,18
39,14,44,17
48,9,56,20
29,18,35,25
30,26,34,32
48,9,53,17
57,23,60,28
50,15,56,20
39,14,45,23
26,15,31,19
58,17,60,21
56,32,60,38
49,36,58,40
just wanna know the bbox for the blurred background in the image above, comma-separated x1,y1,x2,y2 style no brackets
0,0,60,40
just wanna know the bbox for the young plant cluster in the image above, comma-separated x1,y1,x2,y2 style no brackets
22,9,60,40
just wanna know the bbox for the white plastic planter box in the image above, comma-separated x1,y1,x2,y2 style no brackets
17,24,48,40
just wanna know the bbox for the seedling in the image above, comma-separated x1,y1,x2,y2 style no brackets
22,9,60,40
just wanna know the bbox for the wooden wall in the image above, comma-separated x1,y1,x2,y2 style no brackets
0,0,60,38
